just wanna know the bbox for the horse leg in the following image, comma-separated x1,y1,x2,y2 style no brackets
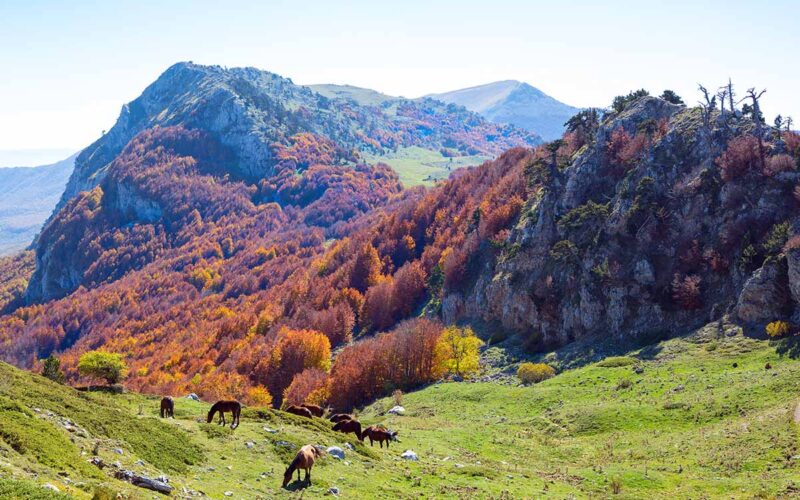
221,413,226,426
306,468,311,484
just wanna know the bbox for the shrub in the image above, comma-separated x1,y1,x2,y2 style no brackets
517,363,555,384
672,274,702,310
612,89,649,113
392,389,403,406
597,356,637,367
77,351,128,385
41,355,65,384
764,154,795,176
765,320,791,338
716,135,761,181
659,90,684,105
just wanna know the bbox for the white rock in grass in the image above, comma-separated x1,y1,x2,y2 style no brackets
400,450,418,461
387,406,405,415
327,446,345,460
43,484,60,492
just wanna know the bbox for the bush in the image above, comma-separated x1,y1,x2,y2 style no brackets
764,154,795,176
517,363,555,384
765,320,791,338
597,356,637,367
716,135,761,181
77,351,128,385
41,355,65,384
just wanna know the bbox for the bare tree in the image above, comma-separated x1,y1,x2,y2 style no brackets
716,87,728,114
697,84,716,134
786,116,794,132
726,78,735,113
741,88,767,168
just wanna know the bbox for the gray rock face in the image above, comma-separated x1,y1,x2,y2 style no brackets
448,96,800,347
735,259,791,323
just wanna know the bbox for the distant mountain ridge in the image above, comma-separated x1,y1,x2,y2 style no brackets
0,154,75,256
58,62,540,214
429,80,579,140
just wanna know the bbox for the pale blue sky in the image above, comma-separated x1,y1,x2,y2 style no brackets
1,0,798,164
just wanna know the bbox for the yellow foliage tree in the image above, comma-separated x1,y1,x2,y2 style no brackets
435,326,483,378
247,385,274,407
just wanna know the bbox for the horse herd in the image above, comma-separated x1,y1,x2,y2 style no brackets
158,396,400,488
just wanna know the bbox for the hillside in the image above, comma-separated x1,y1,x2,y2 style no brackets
429,80,579,140
2,88,800,412
1,324,799,498
0,154,75,255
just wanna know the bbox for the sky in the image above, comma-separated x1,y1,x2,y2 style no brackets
1,0,798,166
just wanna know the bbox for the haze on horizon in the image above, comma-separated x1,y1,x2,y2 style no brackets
2,0,798,165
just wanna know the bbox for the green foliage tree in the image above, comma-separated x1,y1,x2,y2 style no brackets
659,90,685,105
77,350,128,385
41,355,65,384
612,89,650,113
435,326,483,377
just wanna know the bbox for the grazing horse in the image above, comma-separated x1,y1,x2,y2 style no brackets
329,413,352,423
207,400,241,429
300,403,324,417
332,418,363,441
362,426,399,448
282,444,322,488
160,396,174,418
285,405,313,418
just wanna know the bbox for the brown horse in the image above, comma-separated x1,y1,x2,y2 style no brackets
300,403,324,417
329,413,352,423
362,426,399,448
332,418,363,440
160,396,174,418
285,405,313,418
207,400,241,429
282,444,323,488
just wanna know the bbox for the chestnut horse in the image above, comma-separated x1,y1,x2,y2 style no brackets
362,426,399,447
207,400,241,429
329,413,352,423
300,403,324,417
285,405,313,418
332,418,363,441
282,444,322,488
160,396,174,418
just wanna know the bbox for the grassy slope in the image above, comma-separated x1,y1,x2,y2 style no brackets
364,146,492,187
1,322,799,499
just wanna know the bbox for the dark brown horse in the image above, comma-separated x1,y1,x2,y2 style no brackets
332,418,363,441
282,444,322,488
300,403,324,417
285,405,313,419
329,413,352,423
160,396,174,418
362,425,399,447
207,400,241,429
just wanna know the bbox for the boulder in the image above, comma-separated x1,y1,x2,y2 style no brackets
186,393,200,401
387,406,405,415
327,446,345,460
401,450,418,461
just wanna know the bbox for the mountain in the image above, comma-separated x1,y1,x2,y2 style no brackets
0,148,75,168
58,62,539,212
429,80,579,140
0,154,75,256
1,57,799,431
